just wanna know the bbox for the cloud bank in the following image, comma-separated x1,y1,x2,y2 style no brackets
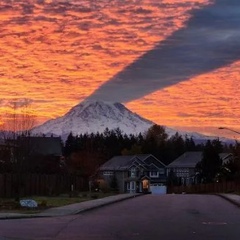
88,0,240,102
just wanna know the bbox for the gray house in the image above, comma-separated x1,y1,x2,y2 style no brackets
219,153,233,165
167,152,202,185
97,154,167,193
167,151,233,185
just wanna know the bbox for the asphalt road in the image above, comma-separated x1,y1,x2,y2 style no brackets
1,194,240,240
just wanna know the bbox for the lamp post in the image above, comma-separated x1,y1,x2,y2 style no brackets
218,127,240,135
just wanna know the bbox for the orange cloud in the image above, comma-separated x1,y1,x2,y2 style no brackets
126,60,240,139
3,0,238,139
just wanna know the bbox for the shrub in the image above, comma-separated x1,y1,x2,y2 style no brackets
39,200,47,207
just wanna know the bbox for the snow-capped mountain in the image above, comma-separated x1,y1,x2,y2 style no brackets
32,100,154,137
32,100,234,144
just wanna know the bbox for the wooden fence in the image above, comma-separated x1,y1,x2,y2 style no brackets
167,181,240,194
0,173,89,198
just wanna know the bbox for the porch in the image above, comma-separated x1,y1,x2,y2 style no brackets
125,177,150,193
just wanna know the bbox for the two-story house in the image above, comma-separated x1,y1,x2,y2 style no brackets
166,151,234,185
96,154,167,194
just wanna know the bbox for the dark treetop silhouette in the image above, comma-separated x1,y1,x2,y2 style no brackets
88,0,240,103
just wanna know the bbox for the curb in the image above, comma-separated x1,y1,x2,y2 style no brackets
216,194,240,208
0,194,144,220
73,193,143,215
0,214,47,220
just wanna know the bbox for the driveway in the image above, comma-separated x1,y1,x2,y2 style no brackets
0,194,240,240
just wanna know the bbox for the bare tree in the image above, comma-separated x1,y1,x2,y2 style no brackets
0,99,36,136
0,99,36,200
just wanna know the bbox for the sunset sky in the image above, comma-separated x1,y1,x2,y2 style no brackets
0,0,239,139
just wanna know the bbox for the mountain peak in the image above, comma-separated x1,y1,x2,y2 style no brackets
32,100,234,144
65,100,132,119
71,99,124,112
33,100,153,137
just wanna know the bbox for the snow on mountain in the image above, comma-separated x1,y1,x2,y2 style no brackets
32,100,233,143
32,100,154,137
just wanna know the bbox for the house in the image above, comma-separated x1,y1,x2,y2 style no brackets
96,154,167,194
167,151,233,185
166,152,202,185
219,153,234,165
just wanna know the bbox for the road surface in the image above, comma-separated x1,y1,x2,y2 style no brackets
0,194,240,240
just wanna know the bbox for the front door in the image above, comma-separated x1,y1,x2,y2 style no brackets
139,182,142,193
129,181,136,193
142,179,150,193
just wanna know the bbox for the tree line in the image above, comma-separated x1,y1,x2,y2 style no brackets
64,125,196,176
64,124,240,182
0,124,239,184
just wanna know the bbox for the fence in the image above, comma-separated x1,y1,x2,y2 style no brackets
0,173,89,198
167,181,240,194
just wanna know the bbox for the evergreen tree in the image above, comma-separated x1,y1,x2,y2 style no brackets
185,136,196,151
197,140,222,183
143,124,168,160
167,169,179,186
64,132,75,156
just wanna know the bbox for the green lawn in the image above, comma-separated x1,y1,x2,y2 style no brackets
34,192,116,207
0,192,117,213
33,195,89,208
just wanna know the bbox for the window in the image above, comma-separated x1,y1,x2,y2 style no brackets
130,167,136,177
103,171,114,176
127,182,136,191
150,171,159,178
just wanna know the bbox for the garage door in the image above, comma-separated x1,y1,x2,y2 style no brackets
150,185,167,194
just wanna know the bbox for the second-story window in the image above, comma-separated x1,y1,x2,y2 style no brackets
130,167,136,177
103,171,114,176
150,171,159,178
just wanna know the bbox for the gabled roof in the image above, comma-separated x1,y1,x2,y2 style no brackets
99,154,165,171
99,155,144,171
167,151,232,168
141,175,150,180
167,152,202,168
142,154,166,168
128,158,148,170
219,153,233,160
219,153,233,164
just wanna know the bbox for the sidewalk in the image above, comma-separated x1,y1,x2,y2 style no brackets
0,193,142,220
216,193,240,208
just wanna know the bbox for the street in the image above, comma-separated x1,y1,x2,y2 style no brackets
1,194,240,240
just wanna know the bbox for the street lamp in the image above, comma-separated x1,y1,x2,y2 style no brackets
218,127,240,135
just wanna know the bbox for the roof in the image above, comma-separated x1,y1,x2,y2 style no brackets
219,153,232,160
167,152,203,168
132,154,154,161
99,155,143,171
167,152,232,168
99,154,165,171
219,153,233,164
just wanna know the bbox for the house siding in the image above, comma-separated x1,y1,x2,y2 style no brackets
97,154,168,193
